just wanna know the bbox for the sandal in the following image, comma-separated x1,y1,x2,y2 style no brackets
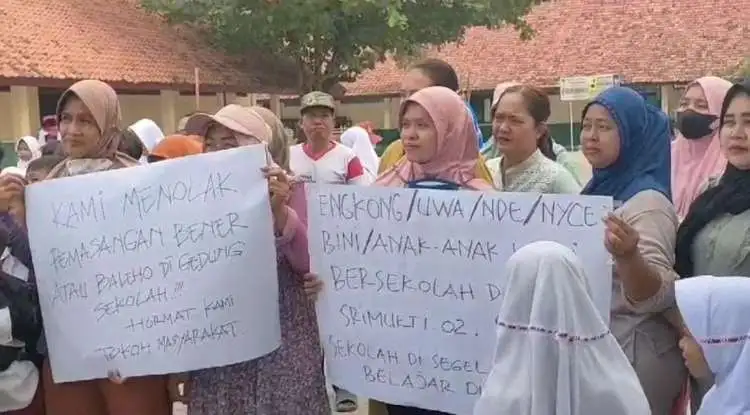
336,398,358,413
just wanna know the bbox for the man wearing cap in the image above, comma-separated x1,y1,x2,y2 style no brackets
290,92,366,412
289,91,370,186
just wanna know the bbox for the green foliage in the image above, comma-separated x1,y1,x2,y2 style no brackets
142,0,543,93
722,57,750,81
736,57,750,77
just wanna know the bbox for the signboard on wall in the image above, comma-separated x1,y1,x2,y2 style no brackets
559,74,622,101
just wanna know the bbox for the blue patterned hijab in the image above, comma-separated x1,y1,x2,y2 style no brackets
581,86,672,203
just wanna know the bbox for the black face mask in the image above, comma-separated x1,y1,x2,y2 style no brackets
676,109,717,139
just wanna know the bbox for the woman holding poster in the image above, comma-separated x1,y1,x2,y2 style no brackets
303,85,494,414
579,86,686,414
182,105,330,415
0,80,172,414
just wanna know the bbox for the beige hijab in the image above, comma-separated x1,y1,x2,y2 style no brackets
47,80,138,178
249,106,291,172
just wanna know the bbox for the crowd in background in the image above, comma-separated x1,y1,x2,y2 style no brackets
0,57,746,415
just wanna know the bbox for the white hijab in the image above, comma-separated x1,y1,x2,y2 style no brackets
12,136,41,172
36,129,60,146
340,126,379,181
474,241,649,415
676,276,750,414
128,119,164,163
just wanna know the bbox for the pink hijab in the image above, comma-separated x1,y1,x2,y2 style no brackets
376,86,493,190
672,76,732,219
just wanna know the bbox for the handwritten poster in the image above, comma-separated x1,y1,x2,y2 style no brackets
27,145,281,383
308,184,613,414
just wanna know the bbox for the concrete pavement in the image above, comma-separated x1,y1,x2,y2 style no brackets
172,401,369,414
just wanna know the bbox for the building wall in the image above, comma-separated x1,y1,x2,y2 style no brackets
0,87,233,167
117,94,224,129
0,91,12,141
280,98,390,126
0,90,232,143
281,84,681,149
0,82,690,166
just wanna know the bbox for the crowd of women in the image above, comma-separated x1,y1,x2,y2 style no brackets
0,56,746,415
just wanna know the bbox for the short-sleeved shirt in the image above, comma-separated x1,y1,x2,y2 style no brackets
289,142,367,185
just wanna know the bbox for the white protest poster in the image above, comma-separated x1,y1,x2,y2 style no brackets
308,184,613,414
26,145,281,383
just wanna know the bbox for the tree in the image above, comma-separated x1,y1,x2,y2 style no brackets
142,0,543,94
736,57,750,78
723,56,750,81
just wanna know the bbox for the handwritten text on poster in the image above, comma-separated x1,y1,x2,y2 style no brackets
27,145,281,383
308,185,612,414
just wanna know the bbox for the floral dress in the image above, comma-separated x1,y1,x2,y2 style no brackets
189,207,329,415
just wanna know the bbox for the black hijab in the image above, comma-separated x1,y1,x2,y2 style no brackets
675,80,750,278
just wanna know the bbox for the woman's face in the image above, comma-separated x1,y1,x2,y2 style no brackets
678,335,711,379
400,102,438,163
492,92,541,163
59,97,101,158
676,85,717,140
678,84,710,113
205,124,237,152
400,69,433,99
581,104,621,169
16,141,31,161
720,92,750,170
204,123,259,153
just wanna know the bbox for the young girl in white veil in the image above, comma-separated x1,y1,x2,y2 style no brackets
676,276,750,414
474,241,650,415
340,126,379,183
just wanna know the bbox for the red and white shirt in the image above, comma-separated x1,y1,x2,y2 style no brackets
290,142,371,185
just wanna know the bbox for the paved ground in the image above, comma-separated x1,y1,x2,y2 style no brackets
172,401,369,414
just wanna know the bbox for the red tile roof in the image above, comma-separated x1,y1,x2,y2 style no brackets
346,0,750,96
0,0,289,92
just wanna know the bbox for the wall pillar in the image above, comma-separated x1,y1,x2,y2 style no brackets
234,94,254,107
269,94,282,116
223,92,238,105
659,84,672,114
382,97,393,129
214,93,226,107
159,89,178,134
9,86,40,140
247,93,259,106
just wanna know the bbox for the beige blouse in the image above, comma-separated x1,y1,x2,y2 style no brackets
613,189,685,414
486,149,581,193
